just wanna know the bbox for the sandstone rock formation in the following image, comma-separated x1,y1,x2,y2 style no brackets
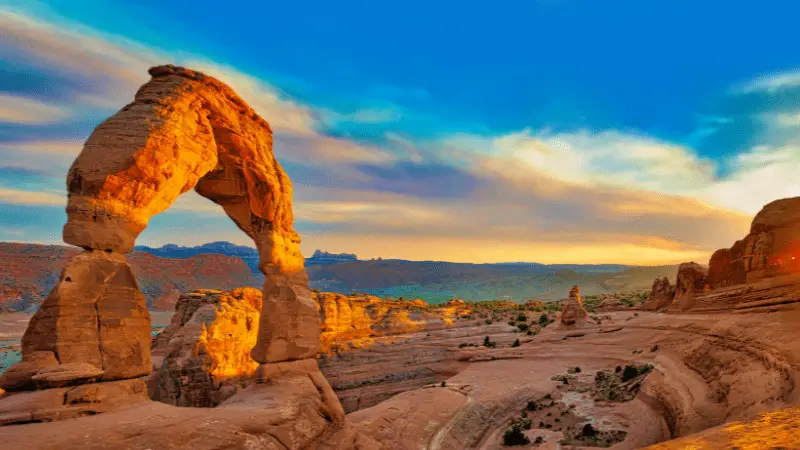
0,66,328,426
149,288,262,407
560,285,588,326
1,250,152,391
148,288,476,407
670,262,709,311
708,197,800,288
642,277,675,311
316,292,469,354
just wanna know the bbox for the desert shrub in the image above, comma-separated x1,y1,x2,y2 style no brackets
485,319,493,325
526,401,538,411
511,339,520,348
516,313,528,322
517,323,529,332
441,381,447,387
538,314,550,327
502,427,530,446
567,366,581,374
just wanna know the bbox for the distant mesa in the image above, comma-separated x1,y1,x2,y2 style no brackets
132,243,358,272
307,250,359,265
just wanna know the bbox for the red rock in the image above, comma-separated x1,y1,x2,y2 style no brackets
1,65,323,422
642,277,675,311
708,197,800,288
560,285,588,326
671,262,709,311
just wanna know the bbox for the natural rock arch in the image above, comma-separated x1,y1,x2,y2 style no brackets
1,65,319,391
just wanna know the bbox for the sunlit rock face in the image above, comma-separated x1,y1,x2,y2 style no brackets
560,285,588,326
315,292,470,353
0,65,320,427
708,197,800,288
149,288,262,407
149,288,474,407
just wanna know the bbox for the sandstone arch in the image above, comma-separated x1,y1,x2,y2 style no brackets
0,65,319,391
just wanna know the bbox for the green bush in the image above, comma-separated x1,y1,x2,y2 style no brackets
511,339,520,348
538,314,550,327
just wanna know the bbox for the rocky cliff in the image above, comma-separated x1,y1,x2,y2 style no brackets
0,242,259,312
149,288,474,407
648,196,800,312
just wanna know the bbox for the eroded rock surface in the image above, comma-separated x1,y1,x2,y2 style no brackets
0,66,329,433
149,288,476,408
708,197,800,288
149,288,262,406
643,277,675,311
1,250,151,391
560,285,588,326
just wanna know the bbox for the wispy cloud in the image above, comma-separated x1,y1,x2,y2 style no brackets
0,93,72,124
0,5,794,265
737,70,800,94
0,188,65,206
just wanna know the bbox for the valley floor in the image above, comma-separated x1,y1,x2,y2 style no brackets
1,305,800,449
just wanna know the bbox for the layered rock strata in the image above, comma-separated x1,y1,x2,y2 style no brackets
560,285,588,326
0,65,332,428
642,277,675,311
149,288,475,407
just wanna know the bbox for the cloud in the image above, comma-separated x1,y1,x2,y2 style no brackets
0,93,72,124
737,70,800,94
0,188,65,206
0,5,793,265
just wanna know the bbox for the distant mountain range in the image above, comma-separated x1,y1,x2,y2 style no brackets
133,241,677,303
0,242,259,313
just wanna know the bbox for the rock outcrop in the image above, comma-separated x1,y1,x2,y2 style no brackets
669,262,709,311
0,65,331,427
560,285,588,326
708,197,800,288
642,277,675,311
149,288,262,407
149,288,476,407
316,292,470,354
664,196,800,312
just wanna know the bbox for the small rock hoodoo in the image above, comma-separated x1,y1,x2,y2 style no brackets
560,285,588,326
0,65,328,414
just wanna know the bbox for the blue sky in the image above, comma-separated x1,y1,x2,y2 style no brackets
1,0,799,263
